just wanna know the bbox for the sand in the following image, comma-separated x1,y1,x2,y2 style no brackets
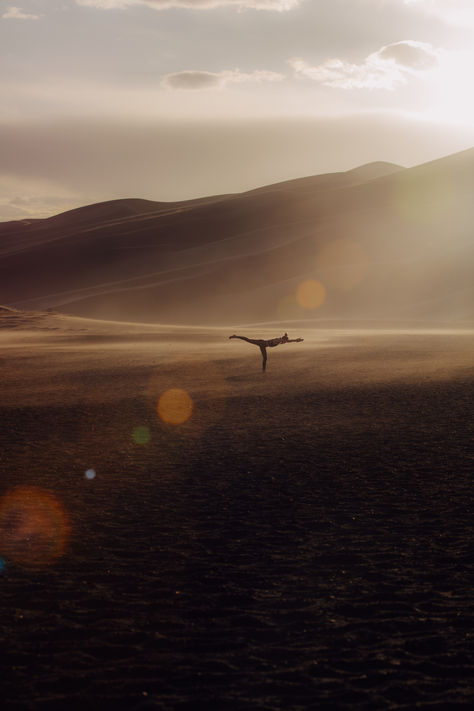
2,150,473,326
1,311,473,710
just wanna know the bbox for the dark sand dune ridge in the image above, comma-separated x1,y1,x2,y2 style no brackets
1,150,473,325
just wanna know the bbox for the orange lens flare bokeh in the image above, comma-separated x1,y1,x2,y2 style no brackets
0,486,70,567
157,388,194,425
296,279,327,310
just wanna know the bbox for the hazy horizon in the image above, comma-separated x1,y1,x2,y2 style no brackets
1,0,474,221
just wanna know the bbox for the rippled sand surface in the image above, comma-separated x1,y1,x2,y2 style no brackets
1,315,473,710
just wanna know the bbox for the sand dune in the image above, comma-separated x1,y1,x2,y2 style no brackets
1,151,472,325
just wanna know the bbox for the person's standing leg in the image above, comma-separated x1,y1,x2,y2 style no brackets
260,345,267,372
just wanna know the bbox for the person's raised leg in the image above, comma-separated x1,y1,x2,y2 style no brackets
229,335,261,346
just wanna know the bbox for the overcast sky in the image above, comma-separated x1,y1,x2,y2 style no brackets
1,0,474,219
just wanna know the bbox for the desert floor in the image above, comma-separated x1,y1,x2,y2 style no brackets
1,311,473,710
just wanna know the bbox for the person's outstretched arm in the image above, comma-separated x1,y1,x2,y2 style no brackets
287,337,304,342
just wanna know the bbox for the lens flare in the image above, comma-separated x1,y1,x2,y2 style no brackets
0,487,70,567
158,388,193,425
147,359,227,439
85,469,96,480
133,426,151,444
316,238,368,291
296,279,326,310
393,171,454,225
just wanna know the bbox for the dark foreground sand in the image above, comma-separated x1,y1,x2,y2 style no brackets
1,312,473,710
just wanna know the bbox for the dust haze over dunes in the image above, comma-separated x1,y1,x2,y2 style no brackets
1,148,474,709
1,148,473,326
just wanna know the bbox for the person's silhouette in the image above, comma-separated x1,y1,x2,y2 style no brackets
229,332,304,372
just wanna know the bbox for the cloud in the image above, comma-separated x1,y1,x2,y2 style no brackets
161,68,285,89
162,71,224,90
2,6,40,19
402,0,474,27
377,42,439,71
290,41,440,90
76,0,300,10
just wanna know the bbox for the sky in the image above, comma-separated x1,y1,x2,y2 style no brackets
1,0,474,220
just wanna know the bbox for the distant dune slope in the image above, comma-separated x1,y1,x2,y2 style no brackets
1,152,473,325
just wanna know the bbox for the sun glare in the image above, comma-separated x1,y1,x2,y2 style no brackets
393,170,454,224
428,49,474,126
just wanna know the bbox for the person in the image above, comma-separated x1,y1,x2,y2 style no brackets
229,332,304,372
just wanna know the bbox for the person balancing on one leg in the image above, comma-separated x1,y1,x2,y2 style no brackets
229,332,304,372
